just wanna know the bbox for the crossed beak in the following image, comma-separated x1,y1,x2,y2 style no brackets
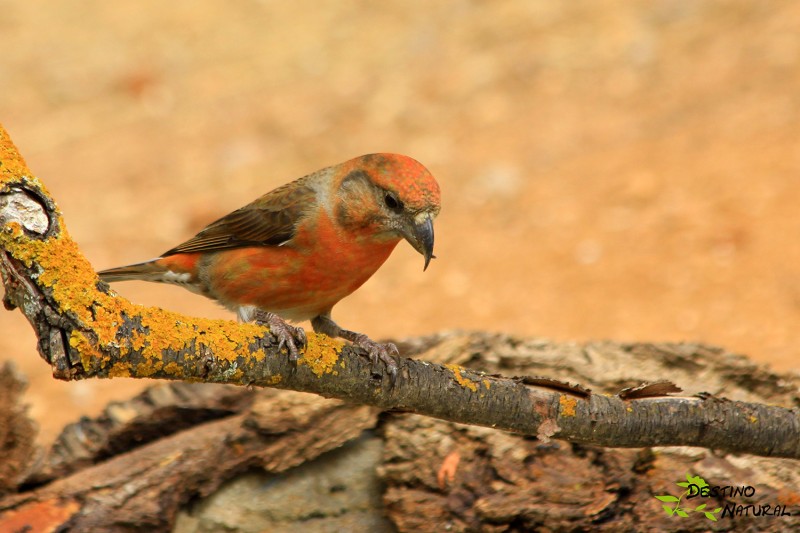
401,215,435,271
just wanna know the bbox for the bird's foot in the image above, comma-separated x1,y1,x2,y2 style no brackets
351,333,399,382
254,310,307,363
310,315,400,382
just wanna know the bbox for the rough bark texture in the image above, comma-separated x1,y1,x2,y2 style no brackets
1,384,379,532
0,364,38,497
377,337,800,531
2,334,800,531
167,336,800,532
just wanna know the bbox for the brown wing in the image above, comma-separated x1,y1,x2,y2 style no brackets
162,178,317,256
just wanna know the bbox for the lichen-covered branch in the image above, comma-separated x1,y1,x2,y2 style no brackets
2,122,799,459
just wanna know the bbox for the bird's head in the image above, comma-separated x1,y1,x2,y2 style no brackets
335,153,441,270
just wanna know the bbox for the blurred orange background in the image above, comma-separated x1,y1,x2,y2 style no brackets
1,1,799,444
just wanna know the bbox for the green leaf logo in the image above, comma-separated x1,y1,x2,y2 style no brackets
655,473,722,521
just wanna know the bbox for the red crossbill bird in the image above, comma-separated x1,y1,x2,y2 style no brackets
98,153,441,375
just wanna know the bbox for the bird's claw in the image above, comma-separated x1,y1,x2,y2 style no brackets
255,311,307,363
353,334,399,382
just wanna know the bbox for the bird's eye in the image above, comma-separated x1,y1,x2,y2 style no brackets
384,193,403,212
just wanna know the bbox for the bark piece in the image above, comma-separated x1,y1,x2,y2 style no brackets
376,335,800,531
381,414,800,531
174,435,393,533
0,363,37,496
0,389,379,531
26,382,254,485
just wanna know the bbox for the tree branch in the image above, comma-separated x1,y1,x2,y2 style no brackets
1,122,799,459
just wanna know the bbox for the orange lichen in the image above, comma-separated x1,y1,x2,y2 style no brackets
266,374,282,385
69,330,103,370
0,126,41,191
130,328,146,351
0,498,81,533
1,218,126,362
299,332,344,377
108,362,132,378
2,223,94,318
132,306,264,366
135,359,163,377
559,395,577,417
2,204,268,372
445,363,479,393
163,361,182,375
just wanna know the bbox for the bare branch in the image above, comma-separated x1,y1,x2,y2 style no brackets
1,122,799,459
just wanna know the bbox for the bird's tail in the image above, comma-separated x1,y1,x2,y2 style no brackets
97,259,171,283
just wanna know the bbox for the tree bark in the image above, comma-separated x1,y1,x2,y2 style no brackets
0,369,380,531
2,334,799,531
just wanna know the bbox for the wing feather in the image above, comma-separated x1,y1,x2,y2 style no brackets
162,178,317,256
